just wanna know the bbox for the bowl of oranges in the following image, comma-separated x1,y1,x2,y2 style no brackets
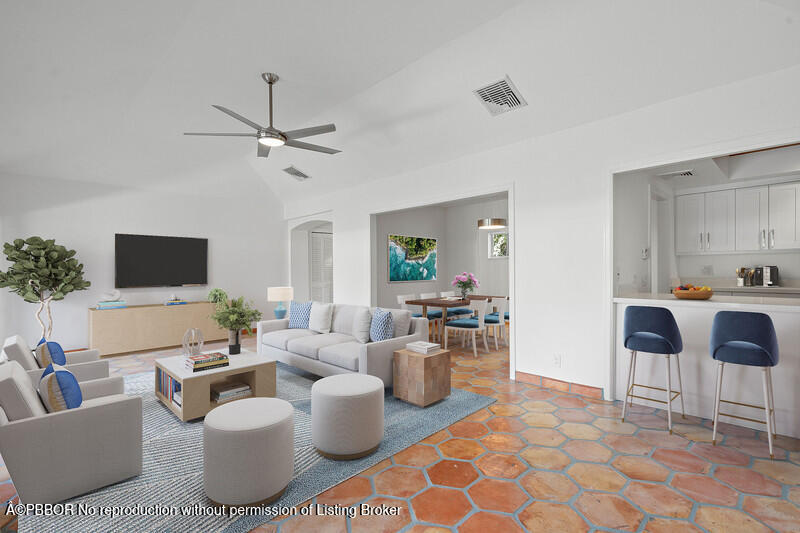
672,284,713,300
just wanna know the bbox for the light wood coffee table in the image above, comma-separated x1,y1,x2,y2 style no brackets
155,349,276,421
393,348,451,407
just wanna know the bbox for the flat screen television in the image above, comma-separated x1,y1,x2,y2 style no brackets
115,234,208,288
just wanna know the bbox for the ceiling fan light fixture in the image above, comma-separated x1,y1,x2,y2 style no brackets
478,218,507,230
258,133,285,147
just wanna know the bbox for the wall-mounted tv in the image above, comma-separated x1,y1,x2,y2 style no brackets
115,234,208,288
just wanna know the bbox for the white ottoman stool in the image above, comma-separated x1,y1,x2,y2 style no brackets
204,397,294,505
312,374,384,460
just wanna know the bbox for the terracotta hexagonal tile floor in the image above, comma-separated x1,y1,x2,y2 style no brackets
95,338,800,533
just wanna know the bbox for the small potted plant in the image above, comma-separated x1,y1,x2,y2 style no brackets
207,289,262,355
451,272,479,299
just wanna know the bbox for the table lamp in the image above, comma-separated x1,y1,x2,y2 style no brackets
267,286,294,319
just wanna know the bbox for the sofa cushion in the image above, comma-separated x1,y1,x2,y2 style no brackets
318,342,361,371
352,307,371,344
3,335,39,371
262,329,317,350
34,341,68,367
288,301,313,329
0,360,47,421
287,333,357,360
38,364,83,412
370,308,394,342
330,305,357,334
309,302,334,333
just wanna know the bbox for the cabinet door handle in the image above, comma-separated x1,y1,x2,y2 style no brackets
761,229,766,249
770,229,775,248
699,232,704,250
706,232,710,249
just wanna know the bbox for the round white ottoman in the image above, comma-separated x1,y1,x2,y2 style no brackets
204,397,294,505
312,373,384,460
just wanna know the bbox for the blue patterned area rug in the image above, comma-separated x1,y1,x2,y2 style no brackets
22,363,494,533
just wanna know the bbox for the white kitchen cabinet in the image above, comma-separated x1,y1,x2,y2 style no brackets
768,182,800,249
704,189,736,252
736,186,769,251
675,193,705,253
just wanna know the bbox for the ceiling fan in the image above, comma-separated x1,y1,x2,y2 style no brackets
184,72,340,158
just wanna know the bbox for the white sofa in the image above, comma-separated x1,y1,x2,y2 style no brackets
257,304,428,385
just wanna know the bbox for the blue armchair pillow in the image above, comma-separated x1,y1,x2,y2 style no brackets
34,341,68,368
38,364,82,412
370,308,394,342
288,301,313,329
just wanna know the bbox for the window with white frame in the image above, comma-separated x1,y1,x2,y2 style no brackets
488,231,508,258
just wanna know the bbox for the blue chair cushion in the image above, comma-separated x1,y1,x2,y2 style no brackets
504,311,509,320
288,301,313,329
370,308,394,342
714,341,776,367
483,315,501,324
625,332,676,355
447,318,479,329
489,311,510,320
447,308,472,316
38,364,82,412
426,310,443,319
412,313,422,318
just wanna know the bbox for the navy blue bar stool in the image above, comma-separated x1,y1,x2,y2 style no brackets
710,311,779,458
621,306,685,432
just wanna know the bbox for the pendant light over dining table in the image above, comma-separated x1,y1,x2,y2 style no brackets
477,218,507,230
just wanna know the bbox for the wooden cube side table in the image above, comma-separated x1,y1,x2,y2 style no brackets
393,348,451,407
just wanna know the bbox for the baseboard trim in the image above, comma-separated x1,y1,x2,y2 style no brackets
515,371,603,400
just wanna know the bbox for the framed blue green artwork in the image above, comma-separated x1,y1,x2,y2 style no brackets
388,235,437,282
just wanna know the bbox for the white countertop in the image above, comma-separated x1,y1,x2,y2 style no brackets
614,292,800,313
711,286,800,294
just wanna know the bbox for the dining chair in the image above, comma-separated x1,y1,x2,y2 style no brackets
484,297,507,349
444,299,488,358
419,292,443,342
439,291,472,319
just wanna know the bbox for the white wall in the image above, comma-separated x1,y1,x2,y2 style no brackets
286,63,800,395
0,176,287,350
444,199,509,297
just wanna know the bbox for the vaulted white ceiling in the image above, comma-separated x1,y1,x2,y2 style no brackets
2,0,800,206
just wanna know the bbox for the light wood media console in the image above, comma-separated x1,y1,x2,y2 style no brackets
89,301,226,357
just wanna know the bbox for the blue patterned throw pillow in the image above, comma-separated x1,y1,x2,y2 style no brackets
38,364,82,412
370,308,394,342
288,301,313,329
34,340,67,367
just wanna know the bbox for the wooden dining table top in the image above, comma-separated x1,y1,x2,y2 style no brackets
405,297,469,307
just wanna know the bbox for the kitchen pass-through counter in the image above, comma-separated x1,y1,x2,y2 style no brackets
613,293,800,437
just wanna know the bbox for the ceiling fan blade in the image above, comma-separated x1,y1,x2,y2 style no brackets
211,105,264,130
283,123,336,140
184,132,257,137
257,143,271,158
284,139,341,155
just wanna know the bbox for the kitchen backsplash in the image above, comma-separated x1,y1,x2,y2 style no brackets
677,251,800,286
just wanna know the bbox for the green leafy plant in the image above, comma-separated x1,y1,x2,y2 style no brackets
0,236,91,339
207,288,262,333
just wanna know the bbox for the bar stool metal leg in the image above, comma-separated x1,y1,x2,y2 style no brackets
761,368,775,459
621,350,635,422
665,354,673,433
767,367,777,439
674,353,686,419
712,361,724,445
629,351,637,409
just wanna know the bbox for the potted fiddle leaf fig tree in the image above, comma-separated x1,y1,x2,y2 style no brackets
208,288,262,355
0,237,91,340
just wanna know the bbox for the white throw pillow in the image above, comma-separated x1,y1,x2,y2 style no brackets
309,302,334,333
352,307,372,343
389,309,412,337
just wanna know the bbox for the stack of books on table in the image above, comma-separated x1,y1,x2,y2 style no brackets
165,298,187,306
184,352,229,373
406,341,441,355
96,300,127,310
211,381,252,404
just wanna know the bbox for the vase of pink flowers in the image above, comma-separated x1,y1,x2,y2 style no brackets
452,272,479,299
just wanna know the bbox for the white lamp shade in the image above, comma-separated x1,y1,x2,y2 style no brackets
267,286,294,302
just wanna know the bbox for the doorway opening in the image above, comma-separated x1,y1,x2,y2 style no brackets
290,220,333,303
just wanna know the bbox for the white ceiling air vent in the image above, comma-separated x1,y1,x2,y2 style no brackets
657,169,694,178
282,165,311,181
474,75,527,116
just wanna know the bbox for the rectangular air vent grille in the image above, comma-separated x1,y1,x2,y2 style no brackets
657,169,694,178
474,76,527,116
282,165,310,181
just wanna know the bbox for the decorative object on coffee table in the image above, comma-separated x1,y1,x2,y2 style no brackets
182,328,204,356
204,397,294,506
155,349,275,421
393,348,451,407
312,373,384,459
0,236,91,340
207,288,262,355
267,286,294,319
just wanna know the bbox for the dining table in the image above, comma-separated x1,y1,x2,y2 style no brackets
405,294,509,341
